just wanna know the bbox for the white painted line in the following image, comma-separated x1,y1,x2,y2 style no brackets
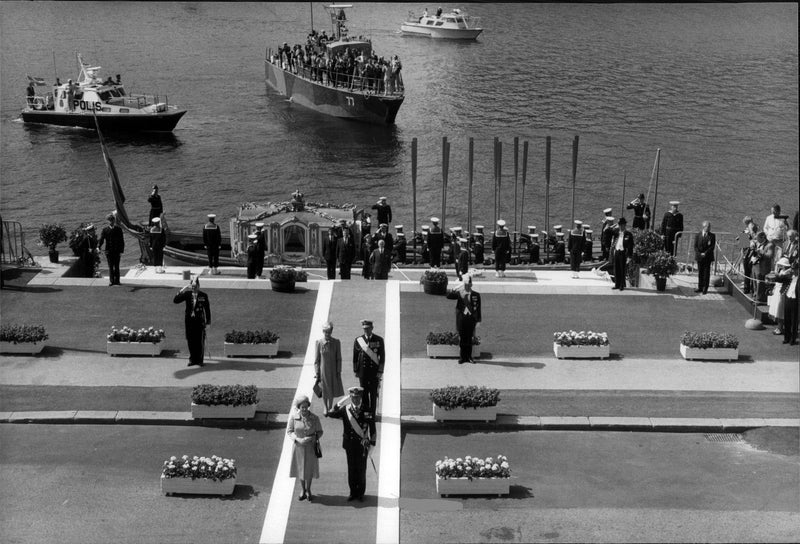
376,280,401,544
259,281,333,544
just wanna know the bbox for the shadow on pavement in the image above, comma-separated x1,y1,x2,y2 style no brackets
476,359,546,369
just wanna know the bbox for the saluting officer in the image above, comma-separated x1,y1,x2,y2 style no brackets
446,273,482,364
173,277,211,367
626,193,651,230
372,223,394,254
202,213,222,275
492,219,510,278
327,386,376,502
660,201,684,256
371,196,392,226
352,319,385,418
148,185,163,226
428,217,444,267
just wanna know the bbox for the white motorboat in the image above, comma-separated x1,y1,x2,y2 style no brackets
400,8,483,40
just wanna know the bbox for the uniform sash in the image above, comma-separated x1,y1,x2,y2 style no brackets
346,405,369,441
357,336,380,366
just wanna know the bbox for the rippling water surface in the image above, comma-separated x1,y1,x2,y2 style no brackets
1,2,797,260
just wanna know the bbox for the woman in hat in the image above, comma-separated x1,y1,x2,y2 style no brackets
287,395,324,501
314,321,344,415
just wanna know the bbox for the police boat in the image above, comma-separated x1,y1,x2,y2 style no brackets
21,54,186,132
400,7,483,40
265,4,405,125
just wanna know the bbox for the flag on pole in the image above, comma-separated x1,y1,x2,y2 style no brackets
27,75,46,86
93,114,132,229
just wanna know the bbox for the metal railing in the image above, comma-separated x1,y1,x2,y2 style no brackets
669,231,735,275
1,220,36,267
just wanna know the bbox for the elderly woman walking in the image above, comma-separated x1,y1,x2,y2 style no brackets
314,321,345,415
287,395,324,501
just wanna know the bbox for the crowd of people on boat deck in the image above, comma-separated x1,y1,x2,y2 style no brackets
273,31,403,95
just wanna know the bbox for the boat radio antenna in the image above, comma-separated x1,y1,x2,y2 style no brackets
310,1,314,33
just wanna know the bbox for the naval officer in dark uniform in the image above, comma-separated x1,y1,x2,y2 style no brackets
327,386,376,502
173,277,211,367
352,319,385,417
428,217,444,267
98,213,125,286
455,237,470,281
203,213,222,275
660,201,684,256
254,222,266,278
147,185,163,226
371,196,392,226
245,234,258,279
446,273,482,364
626,193,651,230
492,219,511,277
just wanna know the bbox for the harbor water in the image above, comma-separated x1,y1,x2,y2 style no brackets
1,2,797,263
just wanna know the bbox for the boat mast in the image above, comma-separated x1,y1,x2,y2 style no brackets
310,2,314,33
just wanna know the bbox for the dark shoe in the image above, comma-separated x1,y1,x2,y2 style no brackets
187,362,197,367
694,288,702,293
791,341,798,346
306,493,313,502
458,360,464,364
612,286,619,290
358,496,365,502
619,287,624,291
298,493,306,501
702,290,708,295
346,496,355,502
783,340,790,344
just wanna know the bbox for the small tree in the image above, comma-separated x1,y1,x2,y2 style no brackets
38,223,67,252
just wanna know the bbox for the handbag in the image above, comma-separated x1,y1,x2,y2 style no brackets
314,439,322,458
312,380,322,398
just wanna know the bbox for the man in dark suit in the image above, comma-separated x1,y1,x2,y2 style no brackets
611,217,634,291
323,226,338,280
254,222,266,279
337,226,356,279
173,277,211,367
98,213,125,286
369,239,392,280
455,237,470,281
327,387,376,502
428,217,444,267
202,213,222,275
352,320,385,417
694,221,716,294
446,274,482,364
660,201,684,256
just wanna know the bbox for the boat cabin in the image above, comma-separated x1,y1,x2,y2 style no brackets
231,193,364,266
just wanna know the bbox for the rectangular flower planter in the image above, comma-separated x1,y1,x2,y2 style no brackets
191,402,257,420
433,403,498,422
553,343,610,359
106,341,162,357
161,474,236,496
436,475,510,497
426,344,479,359
0,341,46,355
679,344,739,361
223,340,279,358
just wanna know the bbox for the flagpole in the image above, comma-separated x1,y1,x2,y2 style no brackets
411,137,417,263
651,149,661,232
52,50,57,82
520,140,528,235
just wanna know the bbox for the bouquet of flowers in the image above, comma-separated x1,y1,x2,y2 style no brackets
553,330,609,346
224,329,279,344
430,385,500,410
162,454,236,481
0,324,48,344
270,266,298,282
426,331,480,346
435,455,510,480
680,331,739,349
420,269,449,286
107,326,165,343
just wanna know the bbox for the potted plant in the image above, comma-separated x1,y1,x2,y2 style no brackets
161,454,237,496
435,455,511,497
430,385,500,422
425,331,480,359
191,384,259,419
627,229,664,287
645,250,679,291
420,269,448,295
223,329,280,358
0,324,48,355
38,223,68,263
106,326,166,356
553,330,610,359
270,265,297,292
679,331,739,361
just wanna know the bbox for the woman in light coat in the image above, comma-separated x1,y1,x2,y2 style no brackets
314,321,345,415
287,395,323,501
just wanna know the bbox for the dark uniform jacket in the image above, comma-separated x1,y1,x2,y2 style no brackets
323,233,338,262
370,203,392,226
626,201,651,229
337,234,356,264
660,212,684,237
328,402,376,448
353,333,385,380
446,287,482,323
694,231,715,263
148,193,163,216
203,222,221,249
372,230,394,254
149,228,166,252
611,230,634,258
256,230,267,259
455,248,469,279
428,226,444,252
567,230,584,255
98,224,125,254
492,229,510,255
173,290,211,327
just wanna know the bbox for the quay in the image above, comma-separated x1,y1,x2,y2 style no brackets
1,258,798,543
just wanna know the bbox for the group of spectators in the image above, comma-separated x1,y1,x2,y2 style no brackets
740,205,799,345
274,32,403,95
